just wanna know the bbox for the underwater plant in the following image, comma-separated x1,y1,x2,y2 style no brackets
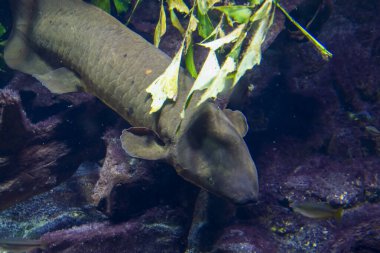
139,0,332,115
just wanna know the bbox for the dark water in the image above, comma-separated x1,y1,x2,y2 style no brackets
0,0,379,252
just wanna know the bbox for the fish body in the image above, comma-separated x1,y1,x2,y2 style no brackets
290,201,344,220
5,0,258,203
0,239,46,253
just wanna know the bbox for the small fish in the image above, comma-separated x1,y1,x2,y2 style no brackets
365,126,380,136
290,201,344,220
0,239,46,253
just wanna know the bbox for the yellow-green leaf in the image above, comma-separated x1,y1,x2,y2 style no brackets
190,50,220,95
234,0,274,85
184,14,198,52
250,0,272,22
198,56,236,106
213,6,252,24
126,0,142,24
146,43,184,113
154,2,167,47
276,2,333,61
182,50,220,116
170,9,185,34
207,0,221,9
200,24,245,51
167,0,190,14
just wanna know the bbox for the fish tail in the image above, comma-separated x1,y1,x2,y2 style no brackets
334,207,344,220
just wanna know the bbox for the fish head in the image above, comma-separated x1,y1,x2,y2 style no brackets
174,103,259,204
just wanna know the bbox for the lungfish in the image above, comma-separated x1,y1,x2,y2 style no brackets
5,0,258,204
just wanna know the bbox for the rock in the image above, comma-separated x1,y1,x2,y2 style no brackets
0,74,109,210
0,162,105,239
93,128,198,221
40,206,190,253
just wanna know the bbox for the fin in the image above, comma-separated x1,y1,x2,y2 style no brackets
5,1,83,94
120,127,168,160
33,68,83,94
4,30,54,75
334,207,344,221
222,109,249,137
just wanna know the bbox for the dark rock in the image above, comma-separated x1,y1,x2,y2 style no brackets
211,224,278,253
0,162,105,238
0,74,108,210
40,206,190,253
93,128,198,221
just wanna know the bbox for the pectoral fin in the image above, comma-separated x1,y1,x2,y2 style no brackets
33,68,83,94
120,127,168,160
4,30,53,75
5,29,83,94
223,109,249,137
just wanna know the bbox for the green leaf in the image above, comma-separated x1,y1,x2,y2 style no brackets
113,0,130,15
213,6,252,24
154,1,167,47
276,2,333,61
197,0,209,15
185,41,198,78
0,23,6,38
170,9,185,34
197,9,214,39
92,0,111,13
146,43,184,113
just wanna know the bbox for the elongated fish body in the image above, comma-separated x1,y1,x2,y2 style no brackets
5,0,259,204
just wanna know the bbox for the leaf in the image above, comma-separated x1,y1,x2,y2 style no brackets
126,0,142,24
250,0,272,22
113,0,130,15
200,16,224,43
92,0,111,13
213,6,252,24
184,14,198,52
185,40,198,78
200,24,245,51
197,8,214,39
198,56,236,106
167,0,190,14
190,50,220,94
154,1,167,47
182,50,220,115
170,9,185,34
234,0,274,85
207,0,221,8
146,43,184,113
0,23,6,37
276,2,333,61
197,0,209,15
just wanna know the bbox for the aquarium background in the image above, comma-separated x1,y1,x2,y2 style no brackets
0,0,379,252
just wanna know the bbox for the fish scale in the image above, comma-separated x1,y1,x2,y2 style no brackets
5,0,260,204
32,0,178,133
